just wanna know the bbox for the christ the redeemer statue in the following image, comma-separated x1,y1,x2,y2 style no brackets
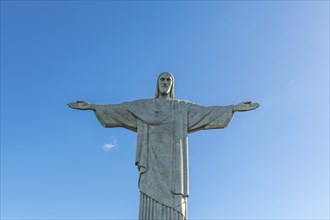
68,72,259,220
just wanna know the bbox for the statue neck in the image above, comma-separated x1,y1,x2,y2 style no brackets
158,93,171,100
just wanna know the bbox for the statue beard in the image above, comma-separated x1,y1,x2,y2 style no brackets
160,91,171,98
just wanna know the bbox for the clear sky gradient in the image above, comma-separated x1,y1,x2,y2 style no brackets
1,1,329,220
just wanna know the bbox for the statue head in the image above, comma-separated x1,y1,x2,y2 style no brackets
155,72,174,99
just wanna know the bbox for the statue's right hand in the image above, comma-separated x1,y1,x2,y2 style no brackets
67,100,94,110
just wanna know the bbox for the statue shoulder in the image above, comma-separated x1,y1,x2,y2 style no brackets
121,98,154,108
119,98,152,105
176,99,195,105
174,99,197,111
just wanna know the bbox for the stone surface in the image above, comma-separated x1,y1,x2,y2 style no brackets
68,72,260,220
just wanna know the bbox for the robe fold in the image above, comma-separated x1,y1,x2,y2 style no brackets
93,99,234,219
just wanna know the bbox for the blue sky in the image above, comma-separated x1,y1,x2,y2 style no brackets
1,1,329,219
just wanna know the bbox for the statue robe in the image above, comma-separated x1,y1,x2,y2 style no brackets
93,99,234,220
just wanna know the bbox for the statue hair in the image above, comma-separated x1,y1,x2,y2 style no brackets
155,72,175,99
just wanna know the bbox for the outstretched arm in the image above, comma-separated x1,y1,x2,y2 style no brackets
68,100,138,132
233,101,260,112
68,100,95,111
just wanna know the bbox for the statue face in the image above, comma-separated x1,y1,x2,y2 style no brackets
158,73,173,95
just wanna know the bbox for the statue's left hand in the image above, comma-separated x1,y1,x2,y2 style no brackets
234,101,260,112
